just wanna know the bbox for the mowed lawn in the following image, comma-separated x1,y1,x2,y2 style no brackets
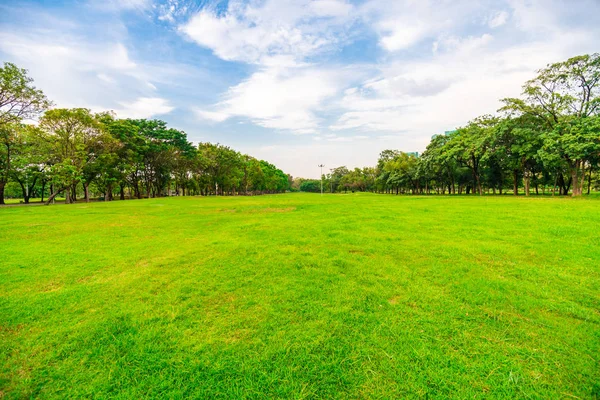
1,193,599,399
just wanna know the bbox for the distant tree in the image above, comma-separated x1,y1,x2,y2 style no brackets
299,180,321,193
329,166,349,193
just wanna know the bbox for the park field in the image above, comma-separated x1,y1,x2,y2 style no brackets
1,193,599,398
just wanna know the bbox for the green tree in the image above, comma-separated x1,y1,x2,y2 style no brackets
38,108,99,204
447,116,497,195
0,63,50,204
502,53,600,196
0,62,50,127
9,124,47,203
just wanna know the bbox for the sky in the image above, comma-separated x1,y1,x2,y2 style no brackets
1,0,598,178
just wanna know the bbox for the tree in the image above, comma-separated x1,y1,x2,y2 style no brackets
38,108,99,204
299,179,321,193
447,116,497,195
98,115,143,200
0,63,49,204
0,62,50,127
9,124,47,203
0,123,18,204
502,53,600,196
421,134,460,194
329,166,349,193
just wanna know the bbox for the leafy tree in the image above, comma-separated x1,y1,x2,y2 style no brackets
0,63,49,204
0,123,19,204
299,179,321,193
38,108,99,204
447,116,496,195
0,62,50,127
502,53,600,196
9,124,47,203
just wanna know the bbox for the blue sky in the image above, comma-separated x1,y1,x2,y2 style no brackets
1,0,598,177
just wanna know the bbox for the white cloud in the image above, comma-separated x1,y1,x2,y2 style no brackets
178,0,354,64
0,18,199,121
194,109,230,123
379,21,428,52
196,65,351,133
308,0,353,17
7,0,600,178
114,97,174,119
362,0,485,53
0,31,153,108
488,10,509,28
97,73,115,83
330,25,598,138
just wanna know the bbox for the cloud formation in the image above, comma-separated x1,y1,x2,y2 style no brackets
1,0,599,177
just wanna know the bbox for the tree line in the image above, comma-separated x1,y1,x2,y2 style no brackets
296,53,600,197
0,63,290,205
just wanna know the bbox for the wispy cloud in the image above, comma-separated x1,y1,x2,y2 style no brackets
115,97,174,119
179,0,355,64
2,0,599,177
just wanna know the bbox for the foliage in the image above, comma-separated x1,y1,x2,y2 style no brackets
0,62,50,127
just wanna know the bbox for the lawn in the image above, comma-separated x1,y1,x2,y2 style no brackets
1,193,599,398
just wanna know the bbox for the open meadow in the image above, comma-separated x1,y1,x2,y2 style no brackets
1,193,599,398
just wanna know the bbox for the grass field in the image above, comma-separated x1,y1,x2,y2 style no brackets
1,193,599,398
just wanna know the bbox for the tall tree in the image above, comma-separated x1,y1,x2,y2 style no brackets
447,116,497,195
0,123,19,204
0,63,49,204
502,53,600,196
0,62,50,127
38,108,99,204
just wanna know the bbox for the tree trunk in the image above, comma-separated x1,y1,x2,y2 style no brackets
18,181,31,204
46,186,68,205
563,176,571,195
588,167,592,195
0,181,5,205
84,182,90,203
120,183,125,200
513,170,519,195
580,162,587,196
105,183,113,201
570,161,580,197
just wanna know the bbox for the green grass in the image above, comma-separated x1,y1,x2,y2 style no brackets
3,197,65,205
1,193,599,398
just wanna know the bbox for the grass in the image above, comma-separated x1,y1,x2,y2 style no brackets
1,193,599,398
3,197,65,205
